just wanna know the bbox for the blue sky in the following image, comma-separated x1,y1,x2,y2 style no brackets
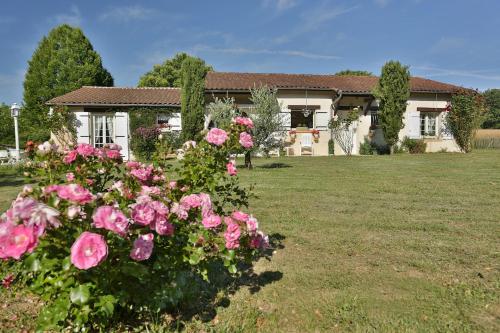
1,0,500,103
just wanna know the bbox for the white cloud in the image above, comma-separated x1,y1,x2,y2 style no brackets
262,0,298,11
193,45,340,60
414,66,500,81
99,5,156,22
302,4,360,31
430,37,467,54
52,5,82,26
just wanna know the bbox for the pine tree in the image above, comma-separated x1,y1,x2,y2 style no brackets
373,61,410,152
138,53,212,88
181,57,207,141
23,24,113,141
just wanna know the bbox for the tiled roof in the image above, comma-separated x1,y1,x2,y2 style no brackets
46,86,181,106
205,72,463,94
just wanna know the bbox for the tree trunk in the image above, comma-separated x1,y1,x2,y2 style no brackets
244,151,253,169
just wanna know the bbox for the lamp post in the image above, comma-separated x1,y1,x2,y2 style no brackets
10,103,20,160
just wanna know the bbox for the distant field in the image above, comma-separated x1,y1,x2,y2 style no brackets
474,130,500,149
475,129,500,138
1,151,499,332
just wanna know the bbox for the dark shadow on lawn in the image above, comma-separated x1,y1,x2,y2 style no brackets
257,162,292,169
166,232,286,329
0,178,25,187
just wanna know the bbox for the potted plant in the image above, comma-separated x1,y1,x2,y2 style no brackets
312,129,320,142
289,130,297,143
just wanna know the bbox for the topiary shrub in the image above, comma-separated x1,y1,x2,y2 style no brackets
359,138,374,155
0,118,267,331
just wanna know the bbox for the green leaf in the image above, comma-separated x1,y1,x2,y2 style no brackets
228,264,237,274
97,295,116,317
36,295,70,332
70,284,90,305
24,253,41,272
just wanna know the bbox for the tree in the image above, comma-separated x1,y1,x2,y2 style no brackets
373,61,410,152
23,24,113,142
247,86,287,166
0,103,14,146
181,57,207,141
205,96,236,129
335,70,373,76
329,108,360,155
482,89,500,129
447,89,486,153
138,53,212,88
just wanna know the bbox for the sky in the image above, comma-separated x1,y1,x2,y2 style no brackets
1,0,500,104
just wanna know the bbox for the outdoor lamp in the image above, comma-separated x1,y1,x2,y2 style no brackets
10,103,20,160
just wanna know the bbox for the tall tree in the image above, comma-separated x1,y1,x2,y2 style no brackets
482,89,500,129
335,70,373,76
138,53,212,88
0,103,15,146
23,24,113,141
447,89,486,153
373,61,410,152
180,57,207,141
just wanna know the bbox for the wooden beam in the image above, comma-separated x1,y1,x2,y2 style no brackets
288,105,321,110
417,107,446,112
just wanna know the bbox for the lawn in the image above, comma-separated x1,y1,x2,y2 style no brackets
1,151,499,332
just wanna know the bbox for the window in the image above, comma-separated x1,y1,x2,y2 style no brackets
420,112,438,137
92,114,114,147
291,110,314,129
370,111,379,129
157,114,170,126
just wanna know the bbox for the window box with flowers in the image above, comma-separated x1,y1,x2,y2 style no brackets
312,129,320,142
289,130,297,143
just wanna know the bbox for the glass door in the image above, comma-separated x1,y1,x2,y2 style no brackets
92,114,115,147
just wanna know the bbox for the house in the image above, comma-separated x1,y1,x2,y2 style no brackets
47,71,463,159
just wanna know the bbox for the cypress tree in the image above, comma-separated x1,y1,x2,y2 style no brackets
180,58,207,141
373,60,410,152
23,24,113,141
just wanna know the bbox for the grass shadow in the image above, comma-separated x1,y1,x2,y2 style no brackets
0,179,25,187
257,163,292,169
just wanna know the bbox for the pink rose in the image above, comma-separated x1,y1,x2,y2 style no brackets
126,161,141,169
56,184,94,204
171,203,188,220
66,172,75,182
70,232,108,270
63,150,77,164
130,167,152,182
202,214,222,229
151,218,174,236
150,201,169,217
249,231,270,249
246,216,259,233
206,128,228,146
239,132,254,149
180,194,202,209
0,224,38,259
231,210,249,222
92,206,129,236
169,181,178,189
67,205,81,219
106,149,121,160
226,162,237,176
198,193,213,218
234,116,254,129
224,222,241,249
130,233,154,261
76,143,95,157
131,203,156,226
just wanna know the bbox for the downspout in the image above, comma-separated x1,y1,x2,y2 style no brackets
330,90,343,141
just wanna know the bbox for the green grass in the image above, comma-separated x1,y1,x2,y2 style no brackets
1,152,499,332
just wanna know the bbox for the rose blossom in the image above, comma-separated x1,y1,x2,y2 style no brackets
131,203,156,226
0,224,38,260
105,149,121,160
92,206,129,236
130,167,152,182
231,210,249,222
126,161,141,169
37,141,52,154
234,116,254,129
63,150,77,164
130,233,154,261
56,184,94,204
67,205,81,219
239,132,254,149
70,232,108,270
151,218,174,236
76,143,95,157
171,203,188,220
66,172,75,182
206,128,228,146
246,216,259,233
249,231,270,249
202,214,222,229
180,194,202,209
198,193,213,218
224,222,241,249
226,161,237,176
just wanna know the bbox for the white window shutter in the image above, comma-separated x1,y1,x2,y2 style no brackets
406,111,421,139
169,112,182,131
315,111,330,130
440,112,453,139
74,111,90,144
114,112,129,160
280,109,291,130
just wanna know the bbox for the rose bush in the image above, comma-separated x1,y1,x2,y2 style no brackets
0,118,267,331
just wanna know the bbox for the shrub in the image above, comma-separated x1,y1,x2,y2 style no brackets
373,144,391,155
131,126,162,161
0,118,267,331
359,138,374,155
402,137,427,154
